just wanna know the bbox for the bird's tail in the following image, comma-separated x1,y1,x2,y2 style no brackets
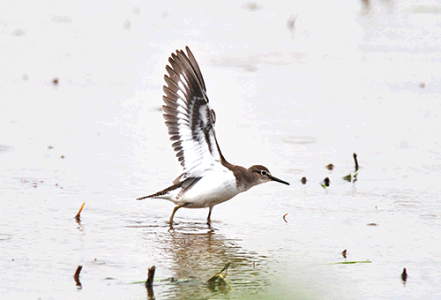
136,182,183,200
136,195,153,200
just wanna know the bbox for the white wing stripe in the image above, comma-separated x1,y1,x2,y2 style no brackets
162,47,226,181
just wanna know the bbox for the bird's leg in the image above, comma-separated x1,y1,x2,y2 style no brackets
207,206,213,225
169,204,184,225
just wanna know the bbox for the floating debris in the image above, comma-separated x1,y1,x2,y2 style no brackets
75,203,85,221
283,213,288,223
207,262,232,292
342,171,358,182
342,249,347,259
243,2,262,11
326,164,334,170
301,177,307,184
321,177,330,188
74,265,83,288
401,268,408,285
367,223,377,226
328,260,371,265
419,82,425,88
343,153,359,182
61,155,65,159
342,172,355,182
52,78,59,85
342,171,359,182
145,265,156,288
287,14,297,33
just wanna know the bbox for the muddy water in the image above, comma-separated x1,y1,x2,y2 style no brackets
2,0,441,299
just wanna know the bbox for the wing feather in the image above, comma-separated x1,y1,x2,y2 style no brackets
162,47,227,181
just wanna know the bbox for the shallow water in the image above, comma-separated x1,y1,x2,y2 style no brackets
2,0,441,299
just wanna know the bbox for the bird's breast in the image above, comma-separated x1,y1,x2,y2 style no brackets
177,169,239,208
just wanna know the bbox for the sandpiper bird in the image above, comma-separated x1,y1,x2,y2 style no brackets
137,47,289,225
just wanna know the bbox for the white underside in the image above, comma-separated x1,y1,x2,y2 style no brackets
154,168,240,208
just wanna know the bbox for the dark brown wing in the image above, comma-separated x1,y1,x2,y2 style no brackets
162,47,226,181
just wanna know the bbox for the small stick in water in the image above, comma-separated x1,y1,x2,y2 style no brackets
353,153,359,171
74,265,83,288
145,265,156,299
145,265,156,288
342,249,347,259
283,213,288,223
401,268,408,285
75,203,85,221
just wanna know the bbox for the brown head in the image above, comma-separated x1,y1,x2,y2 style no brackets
247,165,290,187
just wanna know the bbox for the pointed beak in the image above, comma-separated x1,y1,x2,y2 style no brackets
268,174,290,185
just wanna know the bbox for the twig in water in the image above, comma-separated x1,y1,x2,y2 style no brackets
401,268,408,285
145,266,156,299
283,213,288,223
74,265,83,288
353,153,359,171
75,203,85,221
145,265,156,288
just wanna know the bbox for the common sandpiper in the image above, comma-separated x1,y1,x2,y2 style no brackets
137,47,289,225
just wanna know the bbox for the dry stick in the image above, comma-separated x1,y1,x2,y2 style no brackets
353,153,359,171
341,249,347,259
401,268,408,285
74,265,83,288
146,266,156,300
75,203,85,221
145,265,156,288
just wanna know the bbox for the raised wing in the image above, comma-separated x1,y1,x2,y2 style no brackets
162,47,226,182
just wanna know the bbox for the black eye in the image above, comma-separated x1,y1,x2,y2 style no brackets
260,170,268,176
